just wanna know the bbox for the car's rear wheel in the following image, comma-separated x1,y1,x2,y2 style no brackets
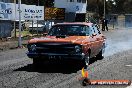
96,44,105,60
96,50,104,60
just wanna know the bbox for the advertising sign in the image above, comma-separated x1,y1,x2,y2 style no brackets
0,2,44,20
45,7,65,20
16,4,44,20
0,2,14,20
35,6,44,20
23,5,36,20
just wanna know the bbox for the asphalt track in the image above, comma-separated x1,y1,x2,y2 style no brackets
0,29,132,88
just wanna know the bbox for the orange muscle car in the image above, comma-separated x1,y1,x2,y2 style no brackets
27,22,106,68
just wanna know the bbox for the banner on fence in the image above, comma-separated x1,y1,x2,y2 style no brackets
0,2,44,20
0,2,14,20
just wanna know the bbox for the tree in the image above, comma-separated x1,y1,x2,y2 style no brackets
20,0,45,6
123,0,132,13
87,0,104,17
19,0,54,6
114,0,126,14
87,0,132,16
45,0,54,7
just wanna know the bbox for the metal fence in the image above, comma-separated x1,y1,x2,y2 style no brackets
0,20,12,38
107,14,132,29
125,14,132,28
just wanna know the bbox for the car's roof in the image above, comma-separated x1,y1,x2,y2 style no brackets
54,22,93,26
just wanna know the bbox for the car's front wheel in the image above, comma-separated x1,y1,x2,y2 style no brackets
33,58,41,67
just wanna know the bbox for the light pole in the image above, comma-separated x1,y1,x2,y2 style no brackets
85,0,88,22
104,0,110,18
104,0,116,18
14,0,16,38
104,0,106,18
37,0,39,36
18,0,22,47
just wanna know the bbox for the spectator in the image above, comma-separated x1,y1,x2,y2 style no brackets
101,18,105,31
101,18,108,31
105,19,108,31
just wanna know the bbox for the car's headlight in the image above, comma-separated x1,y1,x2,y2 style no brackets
75,45,81,53
29,44,36,51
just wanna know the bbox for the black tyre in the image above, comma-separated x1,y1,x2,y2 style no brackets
96,50,104,60
96,44,105,60
33,58,41,67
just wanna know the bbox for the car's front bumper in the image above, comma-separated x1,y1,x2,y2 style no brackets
27,52,85,60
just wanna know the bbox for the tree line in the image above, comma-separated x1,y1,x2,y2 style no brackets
16,0,54,7
17,0,132,15
88,0,132,15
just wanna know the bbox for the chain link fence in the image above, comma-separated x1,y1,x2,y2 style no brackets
0,20,12,38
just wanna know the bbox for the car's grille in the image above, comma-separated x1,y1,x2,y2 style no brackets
34,43,78,54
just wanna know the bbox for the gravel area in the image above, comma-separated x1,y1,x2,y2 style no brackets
0,29,132,88
0,40,28,52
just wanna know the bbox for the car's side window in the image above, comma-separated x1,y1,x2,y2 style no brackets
93,25,101,35
85,26,91,35
88,26,95,36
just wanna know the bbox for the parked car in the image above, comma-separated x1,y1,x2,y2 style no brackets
28,23,46,33
11,20,26,30
27,22,106,68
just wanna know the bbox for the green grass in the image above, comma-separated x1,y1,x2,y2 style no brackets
15,29,45,40
16,30,32,37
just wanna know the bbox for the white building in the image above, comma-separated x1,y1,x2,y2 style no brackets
54,0,87,22
0,0,12,3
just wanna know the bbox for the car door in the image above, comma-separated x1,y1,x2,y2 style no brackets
92,25,104,55
87,26,97,58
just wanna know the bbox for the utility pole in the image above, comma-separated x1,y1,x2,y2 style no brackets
18,0,22,47
14,0,16,38
85,0,88,22
104,0,106,18
37,0,39,36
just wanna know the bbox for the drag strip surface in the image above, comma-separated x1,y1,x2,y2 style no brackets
0,29,132,88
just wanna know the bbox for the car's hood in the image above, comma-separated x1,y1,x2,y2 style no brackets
28,36,90,44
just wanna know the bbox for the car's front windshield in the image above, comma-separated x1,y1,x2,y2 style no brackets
48,25,89,36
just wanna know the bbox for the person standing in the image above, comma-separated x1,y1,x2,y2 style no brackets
105,19,108,31
102,18,108,31
101,18,105,31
